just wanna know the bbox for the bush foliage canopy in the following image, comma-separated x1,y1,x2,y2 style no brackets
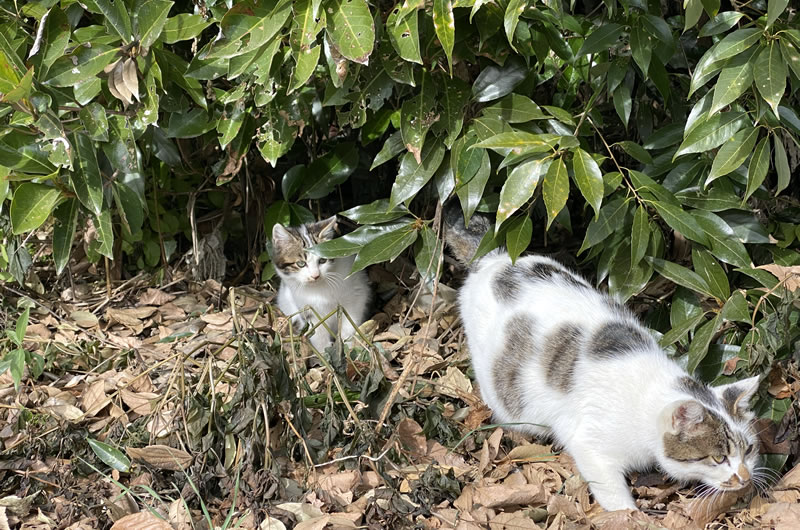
1,0,800,424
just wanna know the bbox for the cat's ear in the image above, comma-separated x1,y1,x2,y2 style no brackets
669,400,706,434
272,223,293,245
312,216,338,241
714,376,760,416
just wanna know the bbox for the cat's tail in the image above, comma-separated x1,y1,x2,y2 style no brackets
443,202,493,267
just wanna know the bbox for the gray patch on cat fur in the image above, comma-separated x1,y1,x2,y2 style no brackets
494,314,536,418
588,321,655,359
663,407,731,462
677,377,721,409
443,204,492,266
721,386,748,420
494,262,588,301
543,323,582,392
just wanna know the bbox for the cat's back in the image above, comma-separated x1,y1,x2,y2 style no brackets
460,253,618,337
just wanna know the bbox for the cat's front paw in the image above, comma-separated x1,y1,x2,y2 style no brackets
309,330,333,351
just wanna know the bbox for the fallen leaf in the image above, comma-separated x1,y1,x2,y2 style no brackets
41,397,84,422
397,418,427,456
71,311,99,328
81,380,111,417
109,512,172,529
762,503,800,530
126,445,192,471
504,443,557,463
434,366,473,399
471,483,546,509
120,389,158,416
138,289,176,306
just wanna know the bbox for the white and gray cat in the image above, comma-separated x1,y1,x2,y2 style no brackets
445,207,761,511
272,216,370,350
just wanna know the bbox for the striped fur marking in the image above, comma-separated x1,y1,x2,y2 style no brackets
588,321,655,359
543,323,582,392
493,314,536,419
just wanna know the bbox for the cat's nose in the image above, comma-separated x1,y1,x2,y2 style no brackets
309,271,320,281
738,464,750,482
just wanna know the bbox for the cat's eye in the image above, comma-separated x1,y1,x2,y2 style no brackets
745,444,755,456
319,258,328,264
711,455,728,465
296,260,306,268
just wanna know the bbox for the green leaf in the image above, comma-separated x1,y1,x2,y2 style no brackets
371,131,405,170
700,28,762,64
54,199,79,272
651,202,710,247
387,9,422,64
299,143,359,199
709,51,755,116
83,0,133,43
87,438,131,472
578,197,628,253
206,0,292,59
706,127,759,185
71,133,104,216
441,77,470,148
400,70,435,163
415,225,443,282
721,290,750,323
433,0,455,74
572,148,603,218
577,23,624,56
485,94,547,123
503,0,525,51
472,132,559,152
543,157,569,230
674,112,747,158
10,183,61,234
506,215,532,264
687,314,722,374
780,39,800,81
456,150,491,224
496,157,551,228
217,102,246,148
94,210,114,259
684,0,703,31
31,7,71,72
631,24,652,75
161,14,211,43
289,44,321,93
631,205,649,265
389,139,446,209
646,257,713,298
2,66,33,104
699,12,744,37
113,182,144,236
44,45,119,87
692,248,729,300
767,0,789,28
138,0,174,50
351,226,418,274
327,0,375,64
471,60,526,103
164,108,214,138
312,220,413,258
659,313,706,347
342,199,408,224
691,210,752,268
774,134,790,196
616,141,652,164
79,103,109,142
754,42,787,116
744,137,770,201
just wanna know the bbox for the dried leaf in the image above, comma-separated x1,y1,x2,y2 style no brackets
109,512,172,530
126,445,192,471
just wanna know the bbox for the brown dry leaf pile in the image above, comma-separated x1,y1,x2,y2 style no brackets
0,256,799,529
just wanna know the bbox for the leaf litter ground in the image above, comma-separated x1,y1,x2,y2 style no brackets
1,256,799,529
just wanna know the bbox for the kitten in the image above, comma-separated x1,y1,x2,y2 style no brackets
444,207,761,512
271,216,370,350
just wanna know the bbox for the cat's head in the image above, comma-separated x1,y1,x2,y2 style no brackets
271,216,338,284
657,376,760,493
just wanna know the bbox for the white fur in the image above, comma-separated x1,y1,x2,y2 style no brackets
276,253,370,351
459,251,759,511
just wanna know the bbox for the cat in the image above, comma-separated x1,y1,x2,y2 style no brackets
271,216,371,351
444,206,761,512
